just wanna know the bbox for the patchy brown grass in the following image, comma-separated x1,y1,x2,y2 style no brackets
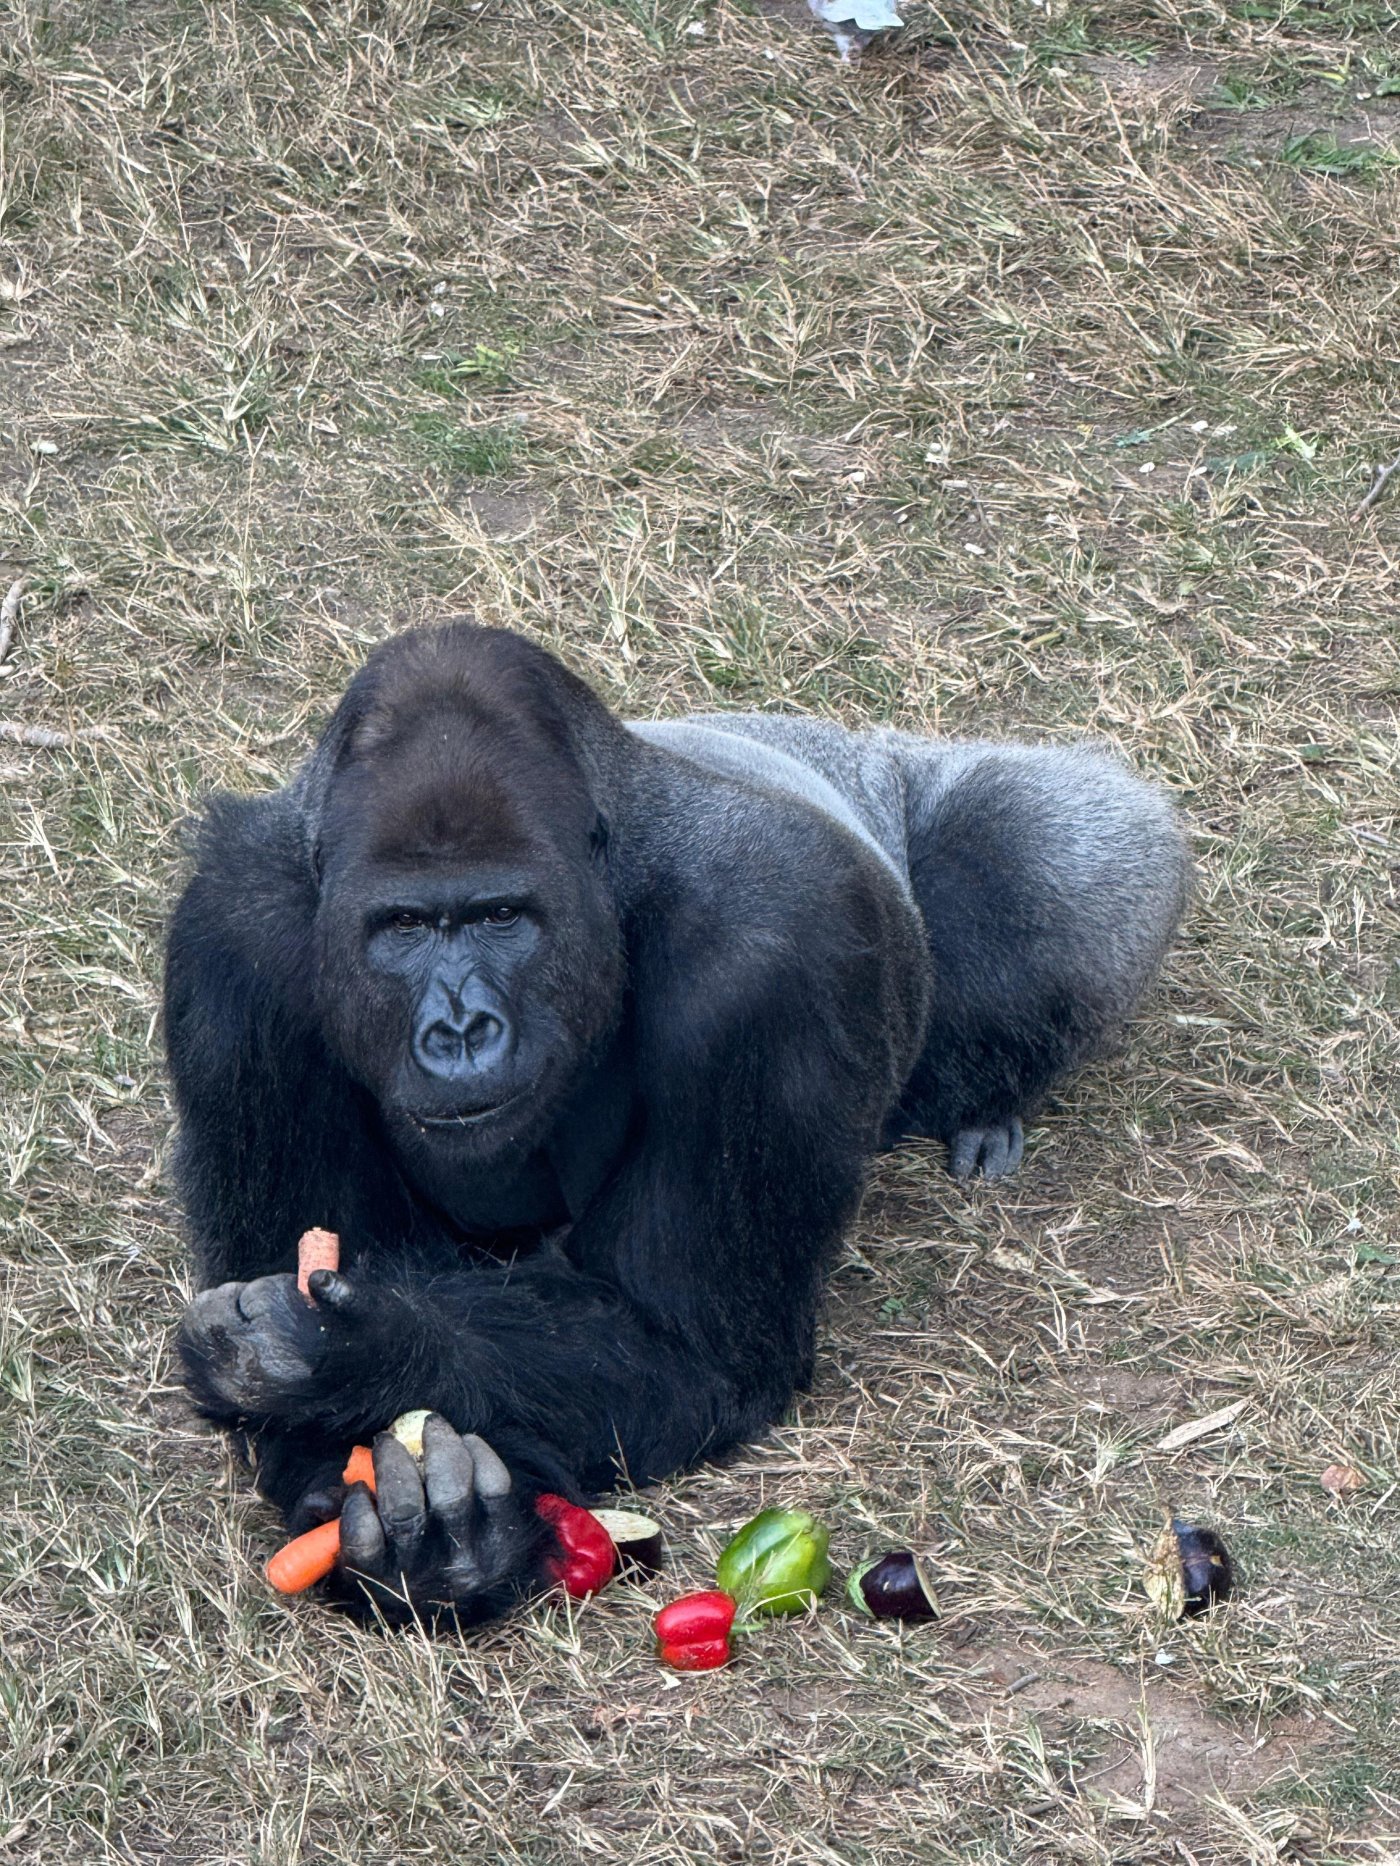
2,0,1399,1859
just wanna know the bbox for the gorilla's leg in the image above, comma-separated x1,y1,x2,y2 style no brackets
889,741,1190,1177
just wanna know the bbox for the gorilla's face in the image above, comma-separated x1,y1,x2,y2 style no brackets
312,704,625,1168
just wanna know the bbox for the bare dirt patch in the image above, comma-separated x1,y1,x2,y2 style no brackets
966,1641,1321,1811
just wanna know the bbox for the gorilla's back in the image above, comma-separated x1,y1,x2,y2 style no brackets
627,714,915,890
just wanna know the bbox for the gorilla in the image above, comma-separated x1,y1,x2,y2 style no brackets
168,623,1188,1626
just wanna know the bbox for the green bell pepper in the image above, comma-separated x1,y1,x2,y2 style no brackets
716,1507,831,1616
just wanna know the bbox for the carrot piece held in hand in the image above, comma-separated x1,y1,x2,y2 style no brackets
342,1443,375,1490
264,1442,376,1596
265,1518,343,1596
296,1227,340,1302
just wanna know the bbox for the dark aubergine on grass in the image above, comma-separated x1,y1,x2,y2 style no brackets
846,1550,939,1622
1146,1517,1235,1619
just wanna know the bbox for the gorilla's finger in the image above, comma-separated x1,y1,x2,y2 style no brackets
950,1129,982,1181
236,1275,298,1322
372,1433,427,1543
194,1280,246,1309
461,1434,512,1499
183,1282,243,1338
421,1417,477,1529
288,1482,347,1536
307,1269,358,1313
340,1482,387,1574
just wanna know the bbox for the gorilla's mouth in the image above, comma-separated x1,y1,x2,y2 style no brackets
410,1093,525,1132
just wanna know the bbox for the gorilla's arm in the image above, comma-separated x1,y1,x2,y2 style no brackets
180,932,895,1498
164,790,418,1289
165,790,475,1583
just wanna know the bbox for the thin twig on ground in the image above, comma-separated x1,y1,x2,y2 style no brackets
1351,452,1400,521
0,720,111,748
0,578,24,667
0,582,109,748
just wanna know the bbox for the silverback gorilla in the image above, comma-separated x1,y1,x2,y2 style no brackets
168,623,1189,1626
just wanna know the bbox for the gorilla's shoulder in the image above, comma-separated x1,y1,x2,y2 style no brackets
185,782,307,868
167,784,318,1010
622,738,896,928
616,736,925,1077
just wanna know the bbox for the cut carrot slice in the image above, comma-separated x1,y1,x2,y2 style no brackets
342,1444,376,1491
296,1227,340,1301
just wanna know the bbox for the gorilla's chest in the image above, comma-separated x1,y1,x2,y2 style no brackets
399,1038,638,1243
407,1146,574,1237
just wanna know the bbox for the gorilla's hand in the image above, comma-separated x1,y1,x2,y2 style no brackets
286,1470,349,1537
333,1416,544,1627
179,1274,327,1417
178,1268,414,1421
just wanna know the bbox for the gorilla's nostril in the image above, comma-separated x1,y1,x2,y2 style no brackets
464,1011,504,1055
414,1006,511,1079
421,1020,466,1063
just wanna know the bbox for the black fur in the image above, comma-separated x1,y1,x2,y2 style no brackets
165,623,1188,1624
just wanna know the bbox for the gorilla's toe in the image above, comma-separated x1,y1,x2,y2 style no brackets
950,1115,1024,1180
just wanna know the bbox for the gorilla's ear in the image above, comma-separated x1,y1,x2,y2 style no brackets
590,814,610,866
290,676,383,884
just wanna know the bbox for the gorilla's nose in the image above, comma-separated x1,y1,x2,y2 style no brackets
412,978,513,1081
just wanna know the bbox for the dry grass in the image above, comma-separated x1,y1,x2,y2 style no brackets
2,0,1400,1859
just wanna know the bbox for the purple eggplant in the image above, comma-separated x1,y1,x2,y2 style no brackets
589,1508,666,1577
846,1550,939,1622
1146,1518,1234,1619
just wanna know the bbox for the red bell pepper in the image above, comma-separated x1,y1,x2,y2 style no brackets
654,1590,737,1670
535,1493,617,1597
659,1635,730,1671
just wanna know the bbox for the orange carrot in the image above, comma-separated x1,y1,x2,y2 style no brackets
264,1443,376,1595
296,1226,340,1302
342,1443,376,1490
265,1517,342,1595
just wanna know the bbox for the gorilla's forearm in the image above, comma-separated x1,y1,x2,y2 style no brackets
286,1253,773,1498
180,1005,879,1505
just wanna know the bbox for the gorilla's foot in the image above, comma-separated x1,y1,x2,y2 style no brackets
950,1116,1024,1181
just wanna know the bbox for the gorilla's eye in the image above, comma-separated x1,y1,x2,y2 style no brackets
483,904,520,928
389,910,424,933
